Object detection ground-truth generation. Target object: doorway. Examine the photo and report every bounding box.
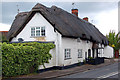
[88,49,91,57]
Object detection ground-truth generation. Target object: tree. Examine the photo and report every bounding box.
[106,31,120,51]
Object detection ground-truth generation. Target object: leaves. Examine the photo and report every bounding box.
[106,31,120,51]
[2,42,55,77]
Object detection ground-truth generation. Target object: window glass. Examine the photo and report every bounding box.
[31,27,45,37]
[31,27,35,36]
[78,49,82,58]
[36,27,40,36]
[41,26,45,36]
[65,49,71,60]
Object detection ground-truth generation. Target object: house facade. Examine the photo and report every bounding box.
[7,3,110,69]
[0,31,8,42]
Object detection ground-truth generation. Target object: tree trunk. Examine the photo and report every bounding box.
[115,50,119,58]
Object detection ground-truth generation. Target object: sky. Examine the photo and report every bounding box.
[0,0,119,36]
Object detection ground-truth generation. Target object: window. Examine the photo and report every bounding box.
[36,27,40,36]
[41,27,45,36]
[31,26,45,37]
[78,49,82,58]
[31,27,35,36]
[65,49,71,60]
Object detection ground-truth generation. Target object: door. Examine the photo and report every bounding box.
[88,49,91,57]
[96,49,98,58]
[92,49,94,58]
[85,52,87,59]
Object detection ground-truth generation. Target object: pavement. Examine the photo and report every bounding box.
[16,58,119,79]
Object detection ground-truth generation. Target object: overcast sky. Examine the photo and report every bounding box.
[0,0,119,36]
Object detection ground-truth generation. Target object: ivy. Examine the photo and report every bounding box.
[2,42,55,77]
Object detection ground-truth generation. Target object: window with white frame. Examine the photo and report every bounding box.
[31,27,35,36]
[36,27,40,36]
[31,26,45,37]
[41,26,45,36]
[64,49,71,60]
[78,49,82,58]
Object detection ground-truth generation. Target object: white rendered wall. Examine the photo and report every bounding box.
[104,46,114,58]
[60,37,93,66]
[11,12,56,42]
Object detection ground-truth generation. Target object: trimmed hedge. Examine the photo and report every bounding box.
[0,43,2,77]
[2,42,55,77]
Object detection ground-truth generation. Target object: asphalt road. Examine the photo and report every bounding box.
[60,62,119,79]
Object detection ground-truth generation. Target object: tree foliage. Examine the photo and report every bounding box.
[106,31,120,51]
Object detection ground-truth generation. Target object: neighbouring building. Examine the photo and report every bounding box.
[0,31,8,42]
[7,3,112,69]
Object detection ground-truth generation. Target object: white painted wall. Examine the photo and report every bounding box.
[60,37,93,66]
[11,12,56,42]
[104,46,114,58]
[39,31,62,69]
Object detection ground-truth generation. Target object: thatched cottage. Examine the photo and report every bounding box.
[7,3,113,69]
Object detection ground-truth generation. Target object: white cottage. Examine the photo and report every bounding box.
[7,3,109,69]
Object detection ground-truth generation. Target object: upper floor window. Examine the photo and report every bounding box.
[31,27,35,37]
[31,26,45,37]
[36,27,40,36]
[41,27,45,36]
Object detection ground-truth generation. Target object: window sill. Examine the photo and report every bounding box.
[64,58,71,60]
[30,36,46,38]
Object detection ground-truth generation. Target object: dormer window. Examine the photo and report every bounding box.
[31,26,45,37]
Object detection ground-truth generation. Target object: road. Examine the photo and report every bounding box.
[60,62,119,79]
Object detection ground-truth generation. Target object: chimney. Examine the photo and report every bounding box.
[72,9,78,16]
[83,17,88,21]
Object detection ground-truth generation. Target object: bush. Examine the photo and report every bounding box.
[0,43,2,77]
[2,42,55,77]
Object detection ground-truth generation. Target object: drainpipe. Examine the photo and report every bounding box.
[56,32,59,66]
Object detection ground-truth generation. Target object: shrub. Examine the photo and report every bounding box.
[0,43,2,77]
[88,56,93,59]
[2,42,55,77]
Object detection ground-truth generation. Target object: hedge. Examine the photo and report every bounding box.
[0,43,2,77]
[2,42,55,77]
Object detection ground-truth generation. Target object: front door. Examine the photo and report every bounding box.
[92,49,94,58]
[88,49,91,57]
[96,49,98,58]
[85,52,87,59]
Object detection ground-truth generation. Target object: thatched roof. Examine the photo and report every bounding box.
[7,3,108,44]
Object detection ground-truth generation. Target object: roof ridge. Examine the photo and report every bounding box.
[50,5,94,26]
[32,3,47,10]
[15,12,29,18]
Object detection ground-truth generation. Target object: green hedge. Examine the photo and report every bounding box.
[2,42,55,77]
[0,43,2,77]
